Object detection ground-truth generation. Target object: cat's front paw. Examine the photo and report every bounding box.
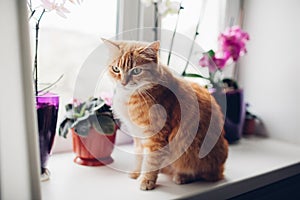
[140,179,156,191]
[129,171,140,179]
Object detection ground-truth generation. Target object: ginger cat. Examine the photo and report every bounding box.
[103,39,228,190]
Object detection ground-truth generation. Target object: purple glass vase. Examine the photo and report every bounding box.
[36,93,59,180]
[212,89,246,143]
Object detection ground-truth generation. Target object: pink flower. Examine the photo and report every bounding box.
[40,0,77,18]
[199,51,229,73]
[199,26,249,74]
[218,26,250,61]
[199,54,217,73]
[100,92,113,107]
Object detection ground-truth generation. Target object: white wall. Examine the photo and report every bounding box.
[239,0,300,144]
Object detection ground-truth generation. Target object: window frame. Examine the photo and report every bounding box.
[0,1,41,199]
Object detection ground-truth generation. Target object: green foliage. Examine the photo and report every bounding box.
[207,49,215,58]
[182,73,210,80]
[58,97,115,138]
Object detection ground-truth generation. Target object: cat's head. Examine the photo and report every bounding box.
[102,39,161,90]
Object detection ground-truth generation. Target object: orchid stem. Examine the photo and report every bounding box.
[167,2,183,66]
[38,74,64,94]
[29,10,36,20]
[182,0,207,75]
[34,9,45,96]
[153,2,158,41]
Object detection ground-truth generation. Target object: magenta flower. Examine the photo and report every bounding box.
[199,51,229,73]
[199,53,216,73]
[199,26,249,74]
[218,26,250,61]
[193,26,249,88]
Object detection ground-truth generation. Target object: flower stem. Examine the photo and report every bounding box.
[38,74,64,95]
[182,0,207,75]
[29,10,36,20]
[34,9,45,96]
[28,0,33,12]
[167,2,183,66]
[153,2,158,41]
[182,72,210,80]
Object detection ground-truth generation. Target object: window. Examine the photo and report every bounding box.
[161,0,224,50]
[159,0,226,83]
[33,0,226,152]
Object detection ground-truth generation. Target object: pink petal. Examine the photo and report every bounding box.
[56,9,67,18]
[199,54,218,73]
[100,92,113,106]
[40,0,55,10]
[59,5,71,13]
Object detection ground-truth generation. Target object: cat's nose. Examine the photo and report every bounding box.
[121,76,129,86]
[121,79,128,86]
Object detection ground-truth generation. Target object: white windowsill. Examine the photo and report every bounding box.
[41,137,300,199]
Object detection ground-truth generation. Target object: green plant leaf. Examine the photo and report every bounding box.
[74,103,87,118]
[207,49,215,58]
[71,116,91,137]
[92,115,115,135]
[183,73,210,80]
[59,96,114,138]
[58,118,74,138]
[93,100,105,112]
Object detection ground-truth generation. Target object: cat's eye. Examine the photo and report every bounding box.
[112,65,120,73]
[132,68,142,75]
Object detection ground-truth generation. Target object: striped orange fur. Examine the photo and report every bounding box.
[103,39,228,190]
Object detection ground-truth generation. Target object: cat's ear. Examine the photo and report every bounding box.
[101,38,120,56]
[146,41,160,52]
[141,41,160,63]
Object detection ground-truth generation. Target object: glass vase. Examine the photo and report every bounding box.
[36,93,59,181]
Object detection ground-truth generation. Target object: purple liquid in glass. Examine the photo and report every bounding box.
[36,93,59,174]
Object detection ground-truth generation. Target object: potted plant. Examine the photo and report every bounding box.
[182,26,250,143]
[59,97,117,166]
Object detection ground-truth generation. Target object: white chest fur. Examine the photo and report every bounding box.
[112,87,145,137]
[112,87,131,121]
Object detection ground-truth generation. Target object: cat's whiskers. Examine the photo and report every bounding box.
[142,89,156,104]
[137,89,150,108]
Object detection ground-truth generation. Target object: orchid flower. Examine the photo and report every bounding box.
[218,26,250,61]
[141,0,180,17]
[158,0,181,17]
[28,0,82,95]
[40,0,81,18]
[196,26,249,88]
[199,50,229,73]
[199,53,217,73]
[199,26,249,71]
